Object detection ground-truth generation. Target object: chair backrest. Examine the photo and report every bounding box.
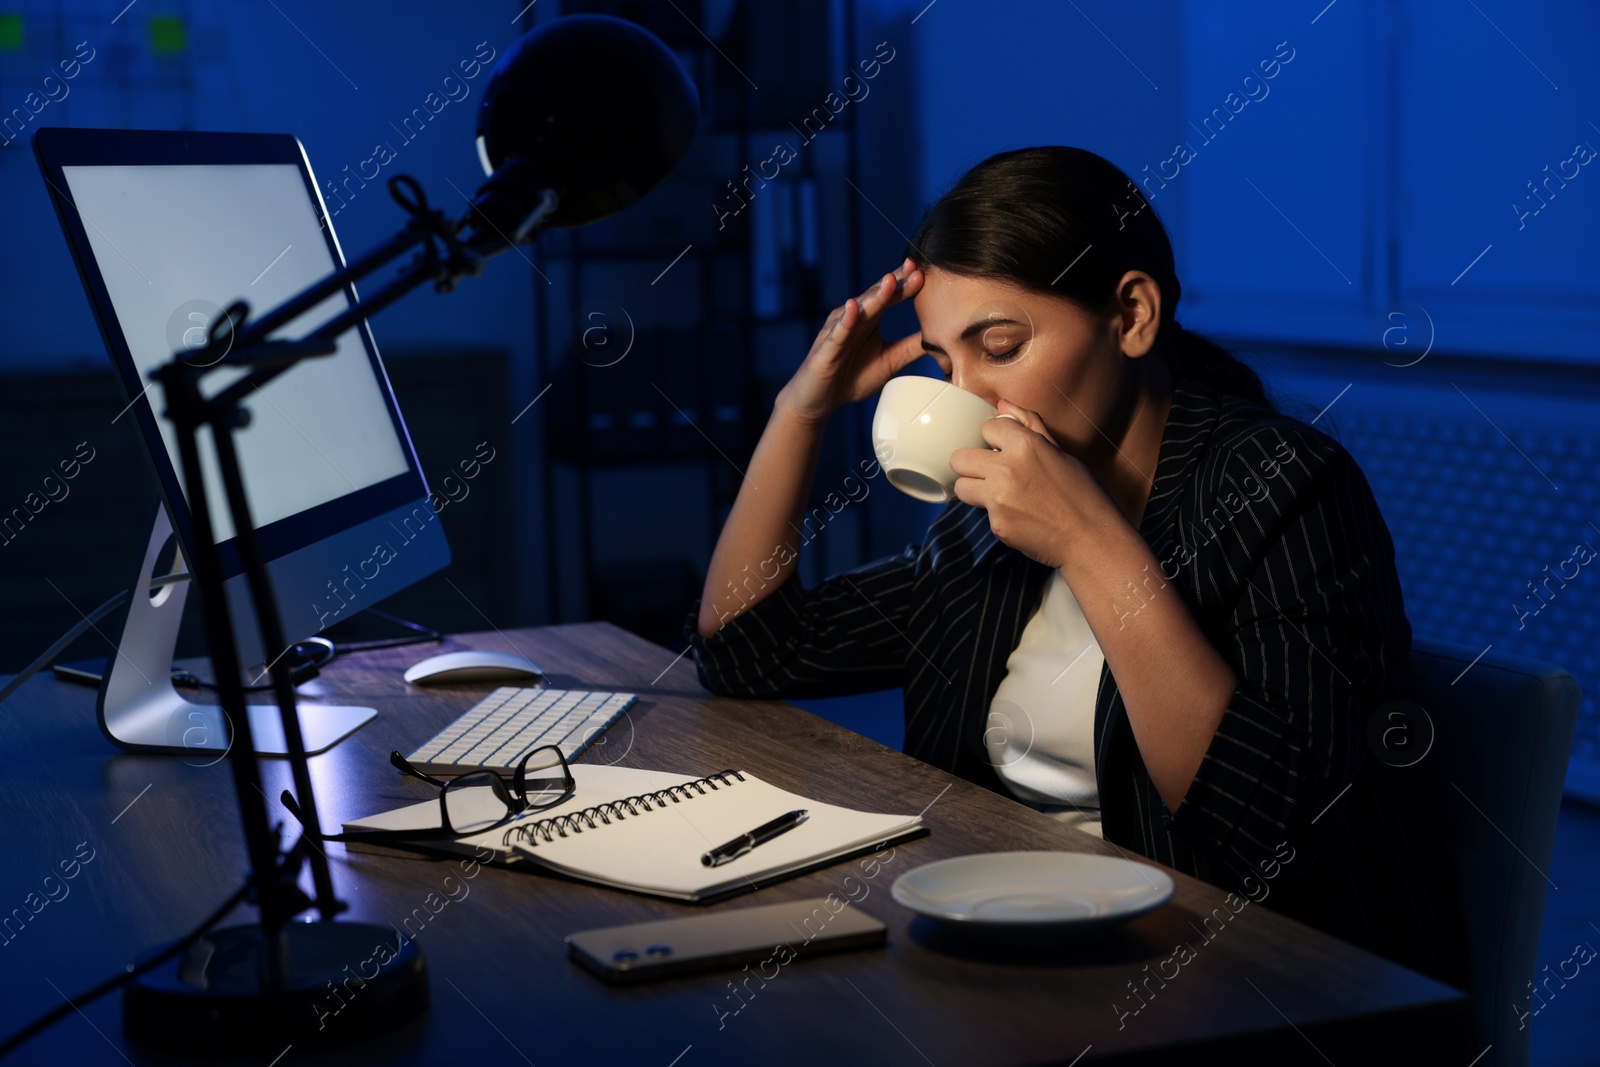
[1411,635,1580,1067]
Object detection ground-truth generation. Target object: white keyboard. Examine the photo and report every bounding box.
[405,687,637,776]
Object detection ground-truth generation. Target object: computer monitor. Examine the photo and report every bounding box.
[34,127,451,755]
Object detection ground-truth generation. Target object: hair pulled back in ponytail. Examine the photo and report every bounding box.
[906,146,1274,412]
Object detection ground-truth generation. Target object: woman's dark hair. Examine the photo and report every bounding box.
[906,146,1274,411]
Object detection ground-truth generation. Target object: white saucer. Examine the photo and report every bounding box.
[891,851,1174,936]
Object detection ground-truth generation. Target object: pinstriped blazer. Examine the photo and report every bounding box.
[688,374,1468,988]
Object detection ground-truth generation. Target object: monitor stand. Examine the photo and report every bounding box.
[96,510,375,757]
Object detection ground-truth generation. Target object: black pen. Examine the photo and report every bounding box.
[701,809,809,867]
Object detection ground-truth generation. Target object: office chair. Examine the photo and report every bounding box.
[1411,635,1580,1067]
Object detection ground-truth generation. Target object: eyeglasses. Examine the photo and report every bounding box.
[281,745,575,844]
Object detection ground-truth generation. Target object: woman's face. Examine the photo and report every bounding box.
[911,267,1136,459]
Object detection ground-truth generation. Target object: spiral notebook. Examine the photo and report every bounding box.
[343,764,926,902]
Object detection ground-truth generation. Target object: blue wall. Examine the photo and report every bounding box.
[907,0,1600,360]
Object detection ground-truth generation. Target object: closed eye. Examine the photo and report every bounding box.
[923,339,1024,381]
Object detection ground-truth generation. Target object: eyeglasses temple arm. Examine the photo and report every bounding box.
[391,749,449,787]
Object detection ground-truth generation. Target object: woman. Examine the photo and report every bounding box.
[687,146,1467,988]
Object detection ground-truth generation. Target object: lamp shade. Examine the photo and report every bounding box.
[472,14,700,239]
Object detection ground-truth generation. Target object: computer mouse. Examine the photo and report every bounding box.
[403,650,546,686]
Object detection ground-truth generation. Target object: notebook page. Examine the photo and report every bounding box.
[509,772,918,898]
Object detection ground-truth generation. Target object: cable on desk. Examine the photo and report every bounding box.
[0,587,130,708]
[0,592,442,703]
[0,879,250,1060]
[178,609,445,690]
[331,607,445,652]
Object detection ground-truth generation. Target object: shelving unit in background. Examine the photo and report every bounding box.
[527,0,863,647]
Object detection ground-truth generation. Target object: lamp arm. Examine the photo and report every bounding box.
[233,173,467,350]
[511,189,560,244]
[150,360,297,960]
[148,170,562,956]
[210,175,492,409]
[234,226,430,350]
[210,181,560,409]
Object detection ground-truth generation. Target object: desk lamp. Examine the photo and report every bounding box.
[116,14,697,1052]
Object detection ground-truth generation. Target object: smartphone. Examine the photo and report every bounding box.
[51,658,106,686]
[567,897,887,984]
[51,658,205,689]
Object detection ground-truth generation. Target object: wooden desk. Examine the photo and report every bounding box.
[0,623,1470,1065]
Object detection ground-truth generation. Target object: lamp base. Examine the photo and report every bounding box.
[123,921,427,1052]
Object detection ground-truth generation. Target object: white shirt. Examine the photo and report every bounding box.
[987,569,1105,836]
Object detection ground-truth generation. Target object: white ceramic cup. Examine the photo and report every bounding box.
[872,376,1015,503]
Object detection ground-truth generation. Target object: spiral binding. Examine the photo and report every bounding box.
[501,769,745,849]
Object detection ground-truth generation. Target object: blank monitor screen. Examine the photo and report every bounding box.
[36,128,449,658]
[60,162,411,542]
